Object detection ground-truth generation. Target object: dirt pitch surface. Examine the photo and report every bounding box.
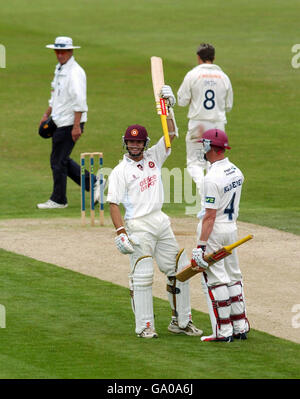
[0,217,299,344]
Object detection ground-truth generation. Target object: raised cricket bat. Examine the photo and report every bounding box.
[151,56,171,148]
[176,235,253,282]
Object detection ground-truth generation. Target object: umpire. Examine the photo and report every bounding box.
[37,36,89,209]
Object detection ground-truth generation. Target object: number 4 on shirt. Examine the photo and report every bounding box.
[224,192,236,220]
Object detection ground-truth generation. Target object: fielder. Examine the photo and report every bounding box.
[177,43,233,206]
[107,95,202,338]
[191,129,249,342]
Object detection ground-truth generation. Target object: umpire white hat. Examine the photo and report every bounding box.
[46,36,81,50]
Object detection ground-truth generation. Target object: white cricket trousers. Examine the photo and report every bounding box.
[196,221,242,286]
[126,210,180,276]
[197,221,248,337]
[125,210,191,334]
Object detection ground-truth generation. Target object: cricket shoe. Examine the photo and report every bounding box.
[233,332,248,340]
[37,200,68,209]
[201,334,234,342]
[233,320,250,340]
[137,327,158,339]
[94,170,106,205]
[168,320,203,336]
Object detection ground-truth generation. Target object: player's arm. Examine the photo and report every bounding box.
[191,208,216,270]
[159,85,178,149]
[225,78,233,112]
[199,208,217,243]
[165,115,177,147]
[72,111,83,142]
[109,202,135,255]
[177,73,192,106]
[109,203,126,235]
[107,169,127,236]
[166,108,178,136]
[160,85,178,140]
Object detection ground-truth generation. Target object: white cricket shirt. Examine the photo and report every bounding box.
[204,158,244,224]
[107,137,170,220]
[49,56,88,127]
[177,63,233,123]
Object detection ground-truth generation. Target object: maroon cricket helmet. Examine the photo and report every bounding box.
[199,128,231,150]
[122,124,150,149]
[123,124,149,141]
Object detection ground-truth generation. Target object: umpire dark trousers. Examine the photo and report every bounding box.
[50,123,90,205]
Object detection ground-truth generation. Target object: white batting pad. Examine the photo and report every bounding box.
[228,281,249,334]
[208,284,232,338]
[201,275,217,334]
[130,256,154,334]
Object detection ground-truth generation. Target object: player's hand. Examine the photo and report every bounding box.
[72,125,82,142]
[191,247,208,270]
[115,233,135,254]
[39,113,49,126]
[160,85,176,107]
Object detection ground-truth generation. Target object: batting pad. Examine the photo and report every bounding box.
[208,284,232,338]
[228,281,249,334]
[167,249,191,328]
[130,256,155,334]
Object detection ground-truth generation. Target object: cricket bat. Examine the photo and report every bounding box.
[176,234,253,282]
[150,56,171,148]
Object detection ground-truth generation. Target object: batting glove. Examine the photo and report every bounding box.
[160,85,176,107]
[115,233,135,254]
[191,247,209,270]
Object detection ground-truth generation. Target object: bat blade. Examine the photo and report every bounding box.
[176,235,253,282]
[151,56,171,148]
[151,56,165,102]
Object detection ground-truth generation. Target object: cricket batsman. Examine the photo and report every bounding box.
[107,87,202,338]
[191,129,250,342]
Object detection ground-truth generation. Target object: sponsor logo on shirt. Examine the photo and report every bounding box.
[140,175,157,192]
[205,196,215,204]
[201,74,222,79]
[224,166,237,176]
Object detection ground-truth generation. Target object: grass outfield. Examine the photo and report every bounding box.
[0,0,299,234]
[0,0,299,382]
[1,248,300,379]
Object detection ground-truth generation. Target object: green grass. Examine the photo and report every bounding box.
[1,248,300,379]
[0,0,299,234]
[0,0,300,381]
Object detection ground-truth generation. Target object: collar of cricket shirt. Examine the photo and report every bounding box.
[57,56,75,72]
[124,154,145,166]
[198,63,222,72]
